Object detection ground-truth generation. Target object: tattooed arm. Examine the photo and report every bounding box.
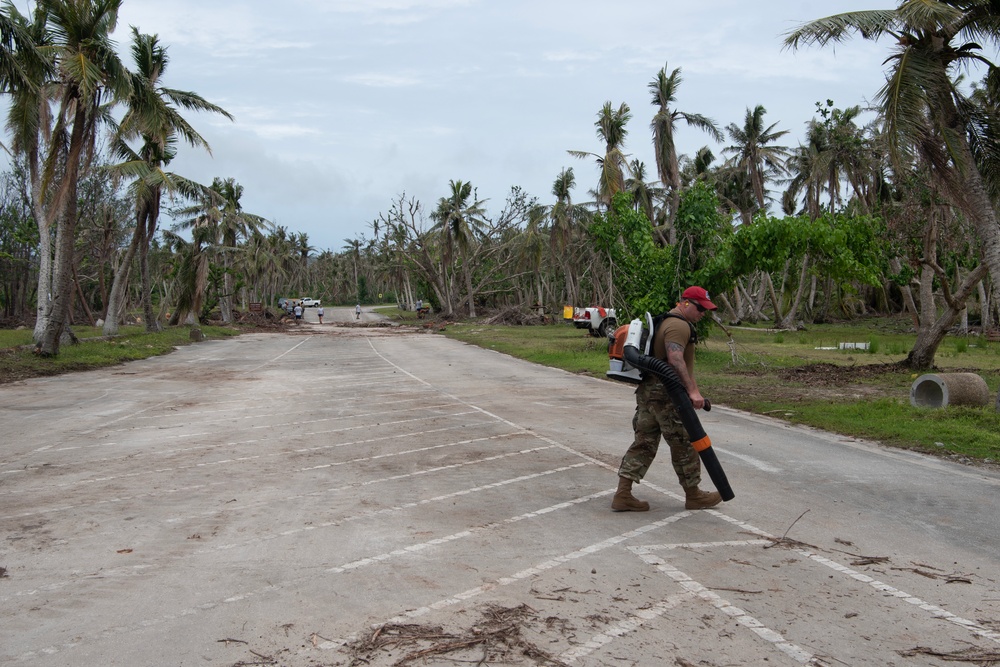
[666,341,705,409]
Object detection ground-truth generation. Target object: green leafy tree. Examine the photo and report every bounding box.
[715,212,887,328]
[784,0,1000,302]
[673,181,732,296]
[589,192,676,321]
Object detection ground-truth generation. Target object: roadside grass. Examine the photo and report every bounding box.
[444,322,609,374]
[440,318,1000,464]
[0,325,241,384]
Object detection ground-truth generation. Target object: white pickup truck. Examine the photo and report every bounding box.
[572,306,617,338]
[299,298,321,307]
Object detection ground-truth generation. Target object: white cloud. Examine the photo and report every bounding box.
[8,0,958,252]
[341,73,424,88]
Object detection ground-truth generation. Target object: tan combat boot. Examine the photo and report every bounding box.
[612,477,650,512]
[684,487,722,510]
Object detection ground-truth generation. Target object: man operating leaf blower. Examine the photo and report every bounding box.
[612,286,734,512]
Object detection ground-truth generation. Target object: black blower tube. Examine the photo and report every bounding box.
[623,346,735,501]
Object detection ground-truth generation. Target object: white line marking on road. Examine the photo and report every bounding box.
[1,447,569,602]
[704,512,1000,648]
[560,591,697,663]
[8,486,617,662]
[796,550,1000,646]
[384,512,689,624]
[712,447,782,472]
[629,539,774,553]
[636,552,818,664]
[0,419,506,494]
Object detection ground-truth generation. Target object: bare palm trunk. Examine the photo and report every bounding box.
[38,104,89,356]
[221,266,234,323]
[33,220,53,343]
[139,237,160,332]
[103,212,147,336]
[72,262,95,326]
[718,293,738,324]
[766,273,782,325]
[29,153,53,344]
[778,255,811,330]
[978,280,993,330]
[140,197,162,333]
[889,257,920,330]
[463,250,476,318]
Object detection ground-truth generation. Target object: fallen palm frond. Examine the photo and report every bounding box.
[345,604,571,667]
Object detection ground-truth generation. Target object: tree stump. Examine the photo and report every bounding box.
[910,373,990,408]
[189,328,205,342]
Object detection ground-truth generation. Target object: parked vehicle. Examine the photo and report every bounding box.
[300,298,321,307]
[572,306,617,338]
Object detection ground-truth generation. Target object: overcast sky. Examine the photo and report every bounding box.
[8,1,918,251]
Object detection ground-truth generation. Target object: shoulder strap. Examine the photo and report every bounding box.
[651,311,697,345]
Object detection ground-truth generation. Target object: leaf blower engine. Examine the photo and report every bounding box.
[607,315,735,502]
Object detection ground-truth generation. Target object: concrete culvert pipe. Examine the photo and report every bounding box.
[910,373,990,408]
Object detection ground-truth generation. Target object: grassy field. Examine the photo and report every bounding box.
[435,316,1000,464]
[0,324,242,384]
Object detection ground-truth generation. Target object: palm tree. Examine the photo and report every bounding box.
[784,122,828,219]
[104,28,232,334]
[649,63,723,240]
[624,159,659,226]
[569,101,633,210]
[431,179,486,316]
[550,167,581,306]
[162,223,213,327]
[36,0,131,356]
[342,237,362,301]
[784,0,1000,295]
[723,105,790,217]
[213,178,267,321]
[0,3,46,93]
[2,3,55,344]
[171,177,268,325]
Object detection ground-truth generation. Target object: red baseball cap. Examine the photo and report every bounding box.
[682,286,718,311]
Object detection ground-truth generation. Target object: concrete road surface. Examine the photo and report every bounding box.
[2,323,999,666]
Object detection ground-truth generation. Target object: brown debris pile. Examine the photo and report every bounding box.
[777,362,910,385]
[232,309,287,330]
[345,604,569,666]
[482,307,552,326]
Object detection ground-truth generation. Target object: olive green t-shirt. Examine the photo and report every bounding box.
[651,310,696,376]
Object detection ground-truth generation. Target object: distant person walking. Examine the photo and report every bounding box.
[293,304,303,322]
[317,306,324,324]
[355,304,361,320]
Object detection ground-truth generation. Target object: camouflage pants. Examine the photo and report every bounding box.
[617,377,701,489]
